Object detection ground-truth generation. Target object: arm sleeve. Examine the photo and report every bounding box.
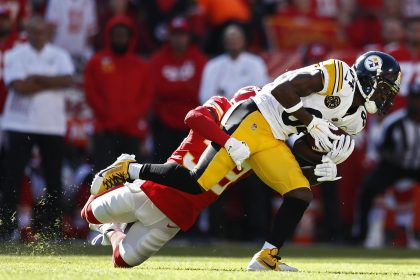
[185,106,230,146]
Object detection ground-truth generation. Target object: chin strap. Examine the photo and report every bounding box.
[364,100,378,114]
[352,66,379,114]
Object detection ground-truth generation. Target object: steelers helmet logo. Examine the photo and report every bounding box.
[364,55,383,71]
[324,96,341,109]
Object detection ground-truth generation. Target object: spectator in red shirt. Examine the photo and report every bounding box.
[84,15,152,171]
[149,16,207,163]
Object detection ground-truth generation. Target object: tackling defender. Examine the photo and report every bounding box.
[91,51,401,270]
[82,86,342,269]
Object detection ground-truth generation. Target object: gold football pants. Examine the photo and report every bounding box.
[194,99,310,195]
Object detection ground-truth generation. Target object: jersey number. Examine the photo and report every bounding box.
[344,70,356,91]
[361,109,367,127]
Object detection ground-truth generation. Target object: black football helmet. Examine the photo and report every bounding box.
[352,51,401,115]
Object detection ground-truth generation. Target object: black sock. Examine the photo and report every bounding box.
[139,162,204,194]
[267,196,310,248]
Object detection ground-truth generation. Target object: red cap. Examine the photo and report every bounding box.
[169,17,190,32]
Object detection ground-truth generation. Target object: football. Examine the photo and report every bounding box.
[304,127,348,154]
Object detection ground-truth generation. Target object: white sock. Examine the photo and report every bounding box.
[262,241,277,250]
[128,163,142,180]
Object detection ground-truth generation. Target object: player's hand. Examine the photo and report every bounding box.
[224,137,250,171]
[325,135,355,164]
[314,157,342,182]
[307,117,340,152]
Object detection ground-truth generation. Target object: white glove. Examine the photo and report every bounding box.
[314,157,342,182]
[325,135,355,164]
[307,117,341,152]
[224,137,250,171]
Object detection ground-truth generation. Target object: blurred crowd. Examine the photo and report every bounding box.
[0,0,419,247]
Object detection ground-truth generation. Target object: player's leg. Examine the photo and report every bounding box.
[83,181,148,225]
[136,162,203,194]
[246,141,310,272]
[194,100,269,191]
[94,99,263,196]
[90,154,136,195]
[103,189,181,268]
[84,179,180,267]
[112,218,179,267]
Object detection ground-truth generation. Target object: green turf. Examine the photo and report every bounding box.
[0,242,419,280]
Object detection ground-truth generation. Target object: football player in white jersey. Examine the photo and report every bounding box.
[93,51,401,271]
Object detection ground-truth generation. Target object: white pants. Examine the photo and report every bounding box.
[90,180,180,266]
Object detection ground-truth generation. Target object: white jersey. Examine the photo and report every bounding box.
[332,106,367,135]
[252,59,357,140]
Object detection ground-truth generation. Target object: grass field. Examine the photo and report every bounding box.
[1,242,419,280]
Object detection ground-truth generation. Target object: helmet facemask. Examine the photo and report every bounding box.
[354,68,400,115]
[374,77,399,115]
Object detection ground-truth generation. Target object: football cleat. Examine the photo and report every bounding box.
[247,248,298,272]
[89,223,126,246]
[90,154,136,195]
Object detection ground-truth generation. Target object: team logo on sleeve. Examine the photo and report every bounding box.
[324,96,341,109]
[364,55,383,71]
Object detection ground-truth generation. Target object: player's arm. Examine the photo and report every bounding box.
[271,70,340,151]
[292,132,355,166]
[185,103,250,170]
[184,106,230,146]
[271,70,324,125]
